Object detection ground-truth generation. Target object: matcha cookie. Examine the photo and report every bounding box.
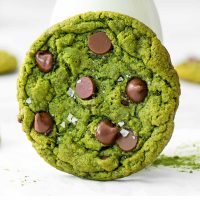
[17,11,180,180]
[176,58,200,83]
[0,50,17,74]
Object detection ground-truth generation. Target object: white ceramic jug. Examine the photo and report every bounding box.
[50,0,162,41]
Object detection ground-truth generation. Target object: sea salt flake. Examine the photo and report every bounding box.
[67,88,74,97]
[67,113,78,125]
[26,97,31,104]
[57,132,64,136]
[117,77,124,82]
[57,137,61,145]
[71,117,78,125]
[77,79,81,84]
[118,121,125,127]
[67,113,73,122]
[60,122,65,128]
[120,129,129,137]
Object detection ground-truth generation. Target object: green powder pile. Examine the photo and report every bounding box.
[0,50,17,74]
[175,58,200,84]
[153,143,200,172]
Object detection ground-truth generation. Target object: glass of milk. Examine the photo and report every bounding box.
[50,0,162,41]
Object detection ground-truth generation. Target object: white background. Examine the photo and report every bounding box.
[0,0,200,197]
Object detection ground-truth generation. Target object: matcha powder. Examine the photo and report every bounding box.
[153,143,200,172]
[0,50,17,74]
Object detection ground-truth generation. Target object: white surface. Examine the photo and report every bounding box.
[0,0,200,197]
[50,0,162,40]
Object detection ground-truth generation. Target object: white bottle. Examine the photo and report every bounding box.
[50,0,162,41]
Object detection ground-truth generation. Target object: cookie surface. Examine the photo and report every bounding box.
[0,50,17,74]
[17,11,180,180]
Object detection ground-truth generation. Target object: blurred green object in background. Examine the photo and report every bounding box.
[0,50,18,74]
[176,58,200,84]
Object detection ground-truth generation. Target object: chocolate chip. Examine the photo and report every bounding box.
[17,117,22,123]
[35,51,54,73]
[188,57,199,62]
[100,155,109,160]
[88,32,112,55]
[116,133,138,152]
[126,78,148,103]
[33,112,54,135]
[96,120,118,145]
[121,100,129,106]
[75,76,96,99]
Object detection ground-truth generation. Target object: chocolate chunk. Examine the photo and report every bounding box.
[75,76,96,99]
[35,51,54,73]
[121,100,129,106]
[17,117,22,123]
[126,78,148,103]
[188,57,199,62]
[100,155,109,160]
[116,133,138,152]
[96,120,118,145]
[88,32,112,55]
[33,112,54,135]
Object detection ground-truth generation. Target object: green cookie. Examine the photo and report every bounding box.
[17,12,180,180]
[0,50,17,74]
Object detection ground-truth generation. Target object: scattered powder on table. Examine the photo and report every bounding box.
[153,143,200,172]
[1,168,39,186]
